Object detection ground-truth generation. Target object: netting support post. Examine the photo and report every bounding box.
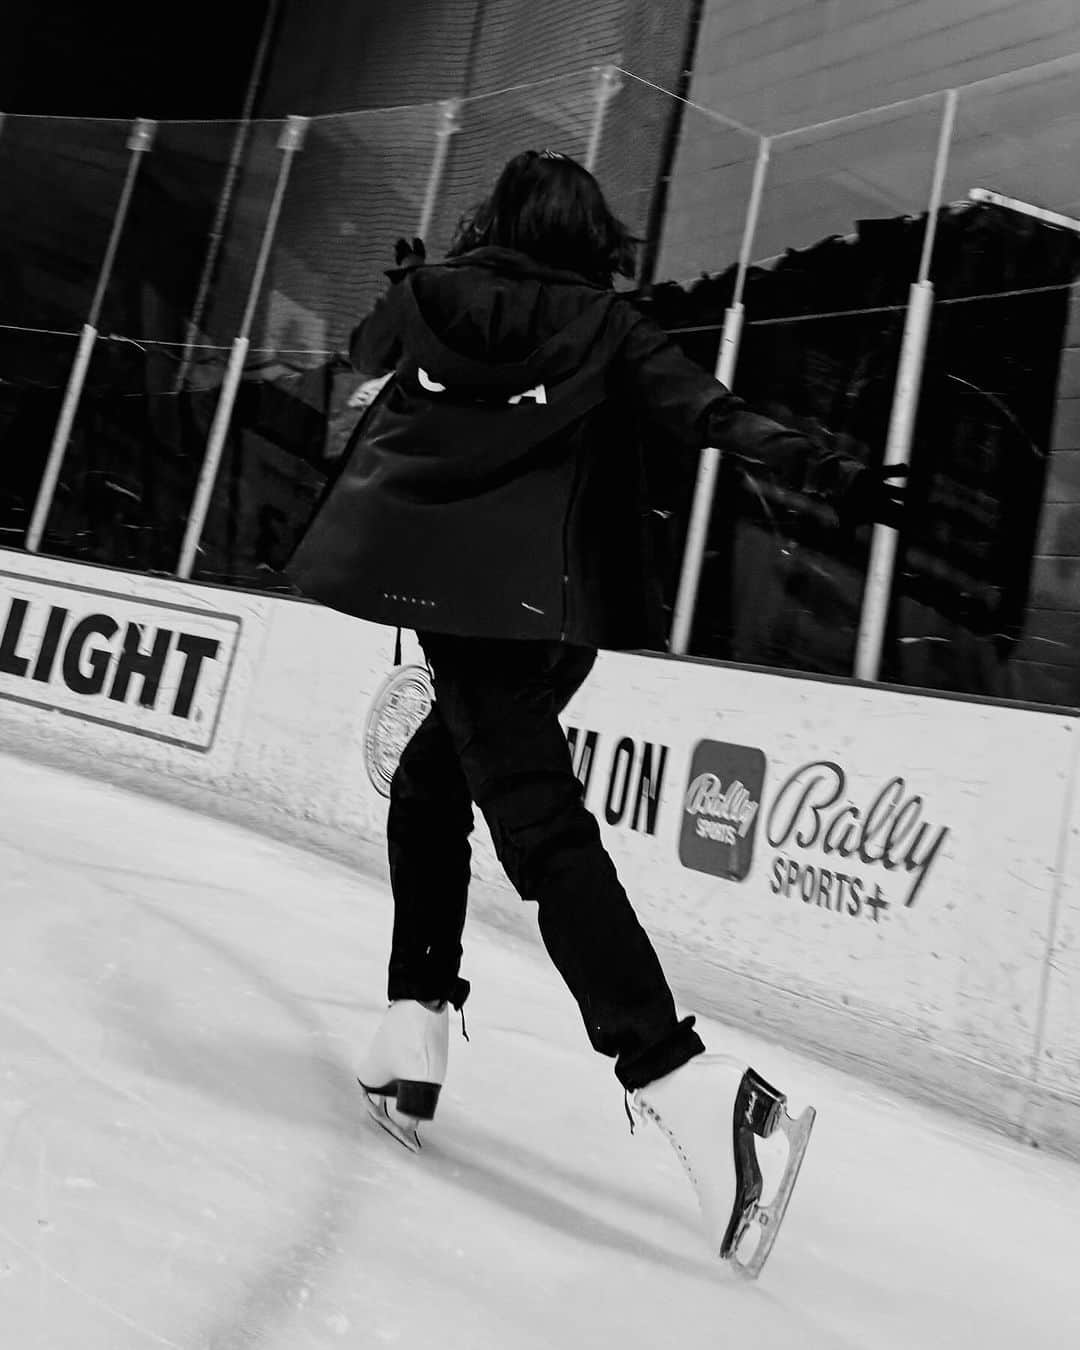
[669,135,771,656]
[174,0,282,393]
[585,64,621,173]
[853,89,957,682]
[176,114,308,580]
[417,99,461,242]
[25,117,156,554]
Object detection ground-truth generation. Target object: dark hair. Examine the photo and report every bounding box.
[447,150,637,286]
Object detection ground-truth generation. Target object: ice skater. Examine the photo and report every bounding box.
[285,150,905,1276]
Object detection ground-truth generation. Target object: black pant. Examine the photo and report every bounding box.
[386,634,703,1091]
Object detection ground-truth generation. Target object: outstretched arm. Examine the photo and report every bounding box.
[619,312,905,527]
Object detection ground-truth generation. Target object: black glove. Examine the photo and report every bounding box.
[839,463,909,529]
[385,236,427,283]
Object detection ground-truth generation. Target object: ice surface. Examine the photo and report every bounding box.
[1,749,1078,1349]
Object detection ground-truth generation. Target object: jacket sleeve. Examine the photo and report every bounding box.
[616,311,862,503]
[347,286,404,379]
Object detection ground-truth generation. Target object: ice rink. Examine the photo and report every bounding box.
[1,749,1078,1350]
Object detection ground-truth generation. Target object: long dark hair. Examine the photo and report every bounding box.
[447,150,637,287]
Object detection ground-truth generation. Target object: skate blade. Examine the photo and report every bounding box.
[360,1085,422,1153]
[728,1104,816,1281]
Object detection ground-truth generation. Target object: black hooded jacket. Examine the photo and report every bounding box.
[285,247,861,650]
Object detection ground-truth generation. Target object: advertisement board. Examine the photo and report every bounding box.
[555,653,1076,1090]
[1033,759,1080,1150]
[0,567,241,751]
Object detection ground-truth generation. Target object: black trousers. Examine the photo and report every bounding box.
[386,633,703,1091]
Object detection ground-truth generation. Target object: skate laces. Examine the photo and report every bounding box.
[634,1092,700,1188]
[420,997,468,1041]
[447,985,470,1042]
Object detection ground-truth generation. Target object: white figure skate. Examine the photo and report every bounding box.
[358,1000,448,1153]
[632,1054,816,1279]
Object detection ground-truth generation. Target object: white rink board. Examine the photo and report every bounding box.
[0,552,399,821]
[558,653,1075,1081]
[0,548,1077,1152]
[0,567,242,750]
[1036,755,1080,1151]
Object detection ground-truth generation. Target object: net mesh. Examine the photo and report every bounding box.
[258,105,446,356]
[0,116,133,331]
[753,101,946,276]
[100,119,287,360]
[427,70,599,257]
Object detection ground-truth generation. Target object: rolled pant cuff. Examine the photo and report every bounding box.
[387,974,472,1011]
[615,1017,705,1092]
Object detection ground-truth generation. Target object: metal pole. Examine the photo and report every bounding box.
[416,98,461,242]
[669,135,771,655]
[853,89,958,681]
[174,0,282,391]
[585,64,621,173]
[916,89,958,286]
[176,115,308,579]
[25,117,156,554]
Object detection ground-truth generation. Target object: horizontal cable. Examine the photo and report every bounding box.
[1,279,1075,354]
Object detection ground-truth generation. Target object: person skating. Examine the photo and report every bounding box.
[285,150,904,1276]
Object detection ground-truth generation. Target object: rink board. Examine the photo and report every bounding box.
[556,652,1077,1144]
[0,549,1077,1152]
[1034,766,1080,1153]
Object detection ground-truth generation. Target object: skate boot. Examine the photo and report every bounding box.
[632,1054,816,1279]
[358,999,449,1153]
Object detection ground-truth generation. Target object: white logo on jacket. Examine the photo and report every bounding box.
[417,367,547,405]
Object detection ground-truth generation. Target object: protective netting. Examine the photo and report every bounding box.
[38,337,225,573]
[751,100,948,275]
[427,70,599,257]
[662,259,1076,704]
[0,116,133,331]
[645,99,760,287]
[1,55,1079,703]
[259,104,446,357]
[907,61,1080,708]
[0,329,78,551]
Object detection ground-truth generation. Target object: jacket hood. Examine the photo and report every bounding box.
[401,248,613,388]
[441,246,603,288]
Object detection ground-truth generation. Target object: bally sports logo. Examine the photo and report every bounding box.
[678,740,766,881]
[676,741,950,922]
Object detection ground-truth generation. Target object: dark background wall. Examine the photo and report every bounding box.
[256,0,686,112]
[0,1,270,117]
